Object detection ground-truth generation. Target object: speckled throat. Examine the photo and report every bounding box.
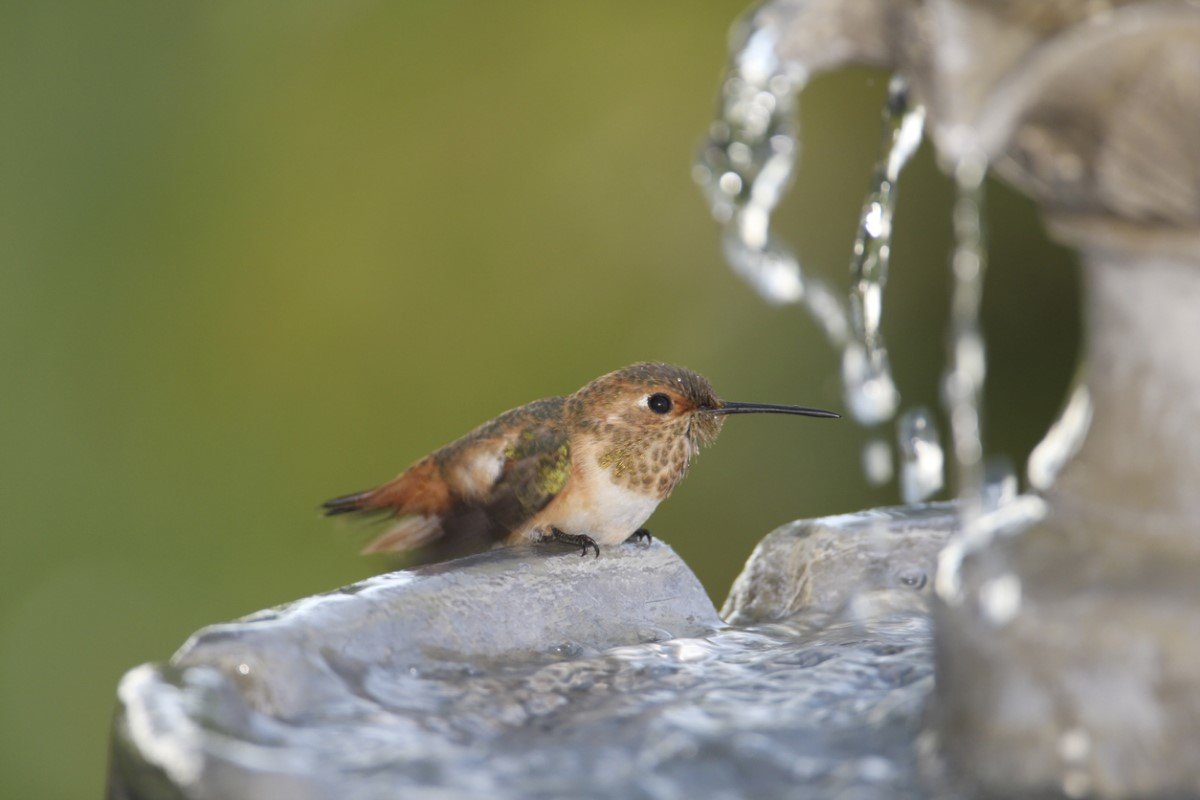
[596,420,697,500]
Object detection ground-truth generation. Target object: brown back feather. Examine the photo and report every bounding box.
[325,396,569,559]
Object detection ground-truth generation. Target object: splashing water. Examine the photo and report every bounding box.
[698,4,1097,529]
[897,408,944,503]
[844,78,926,426]
[693,23,857,351]
[696,21,934,491]
[695,25,925,354]
[694,22,818,310]
[942,154,990,530]
[697,15,1029,528]
[862,437,894,486]
[931,154,1054,604]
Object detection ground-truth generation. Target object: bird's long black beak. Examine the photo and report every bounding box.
[707,401,840,419]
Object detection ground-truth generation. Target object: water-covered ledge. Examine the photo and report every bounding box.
[108,506,953,800]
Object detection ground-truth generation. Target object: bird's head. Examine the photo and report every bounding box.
[571,362,839,456]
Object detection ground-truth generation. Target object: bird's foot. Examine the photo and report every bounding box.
[624,528,652,546]
[543,527,600,558]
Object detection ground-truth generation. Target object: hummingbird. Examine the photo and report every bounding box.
[323,363,838,559]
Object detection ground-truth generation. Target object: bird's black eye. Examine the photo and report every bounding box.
[648,393,673,414]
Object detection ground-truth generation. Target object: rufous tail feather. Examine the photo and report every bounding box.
[323,458,453,554]
[321,490,379,516]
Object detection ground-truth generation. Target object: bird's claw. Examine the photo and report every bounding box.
[624,528,653,546]
[546,527,600,558]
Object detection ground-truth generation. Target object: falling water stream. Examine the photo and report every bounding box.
[694,22,846,336]
[844,77,924,428]
[942,155,990,525]
[692,3,1066,526]
[696,31,956,506]
[693,9,1076,684]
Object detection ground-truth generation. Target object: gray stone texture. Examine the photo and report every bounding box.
[723,502,954,624]
[109,511,953,800]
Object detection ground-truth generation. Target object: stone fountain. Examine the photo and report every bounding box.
[694,0,1200,797]
[108,2,1200,798]
[108,514,953,800]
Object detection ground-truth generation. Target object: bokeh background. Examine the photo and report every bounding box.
[0,2,1080,797]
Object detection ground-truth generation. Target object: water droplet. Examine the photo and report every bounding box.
[1058,728,1091,763]
[863,202,885,238]
[978,573,1021,626]
[767,73,793,96]
[862,439,893,486]
[843,344,900,424]
[236,663,251,676]
[736,26,781,85]
[897,408,944,503]
[728,142,753,169]
[718,171,744,196]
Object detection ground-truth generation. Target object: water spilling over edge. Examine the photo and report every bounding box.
[695,12,940,495]
[695,8,1060,580]
[844,77,926,426]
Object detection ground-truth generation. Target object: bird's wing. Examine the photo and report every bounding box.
[328,397,570,555]
[475,409,572,534]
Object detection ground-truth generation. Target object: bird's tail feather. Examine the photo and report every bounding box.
[360,514,444,554]
[321,490,380,516]
[323,459,453,554]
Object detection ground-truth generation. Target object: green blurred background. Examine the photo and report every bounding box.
[0,2,1079,797]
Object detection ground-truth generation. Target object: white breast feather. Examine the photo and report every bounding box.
[514,437,661,546]
[553,439,660,545]
[574,472,660,544]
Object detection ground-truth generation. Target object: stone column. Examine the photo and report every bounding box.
[713,1,1200,795]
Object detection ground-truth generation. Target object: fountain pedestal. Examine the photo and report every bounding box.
[927,6,1200,789]
[935,239,1200,799]
[703,1,1200,795]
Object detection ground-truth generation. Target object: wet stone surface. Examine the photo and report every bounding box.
[110,508,956,800]
[724,502,954,625]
